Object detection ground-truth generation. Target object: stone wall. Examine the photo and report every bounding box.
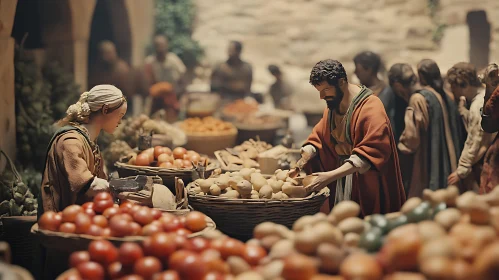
[192,0,499,110]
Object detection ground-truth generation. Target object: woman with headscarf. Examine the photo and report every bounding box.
[39,85,127,214]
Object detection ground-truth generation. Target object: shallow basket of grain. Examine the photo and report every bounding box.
[186,183,329,240]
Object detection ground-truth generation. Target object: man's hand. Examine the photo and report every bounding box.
[288,145,316,178]
[447,172,461,186]
[305,171,337,193]
[86,177,110,197]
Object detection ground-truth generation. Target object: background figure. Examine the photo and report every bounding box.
[211,41,253,101]
[149,82,179,123]
[144,34,186,96]
[267,64,293,110]
[446,62,496,192]
[389,63,459,198]
[480,64,499,193]
[88,41,134,113]
[417,59,466,150]
[353,51,405,142]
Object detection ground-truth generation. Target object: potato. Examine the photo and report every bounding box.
[199,178,215,193]
[434,208,462,230]
[276,170,288,181]
[294,228,322,255]
[221,190,240,199]
[259,185,273,199]
[340,253,382,280]
[400,197,422,214]
[251,173,268,192]
[251,194,260,199]
[456,191,478,211]
[344,233,360,247]
[338,217,365,235]
[235,272,264,280]
[240,168,254,181]
[215,174,230,190]
[417,221,446,242]
[418,237,458,263]
[254,222,288,240]
[293,213,327,232]
[423,189,448,206]
[269,239,296,260]
[317,243,345,274]
[419,257,454,280]
[260,260,284,280]
[210,184,221,196]
[229,176,244,189]
[313,222,343,247]
[270,180,284,193]
[191,186,202,194]
[330,201,361,223]
[282,183,307,198]
[272,191,288,200]
[446,185,460,207]
[228,256,251,276]
[237,180,253,198]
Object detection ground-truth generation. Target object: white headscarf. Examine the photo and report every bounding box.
[66,85,125,123]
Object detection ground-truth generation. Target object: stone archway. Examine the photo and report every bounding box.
[467,10,490,69]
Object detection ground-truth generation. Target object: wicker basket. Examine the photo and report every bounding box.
[114,161,219,189]
[184,131,238,157]
[31,214,216,253]
[233,121,285,145]
[186,184,330,240]
[1,216,37,271]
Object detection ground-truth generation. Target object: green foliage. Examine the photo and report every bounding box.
[427,0,445,43]
[154,0,204,68]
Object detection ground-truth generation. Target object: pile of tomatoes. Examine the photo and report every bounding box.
[38,192,208,237]
[133,146,205,169]
[60,232,268,280]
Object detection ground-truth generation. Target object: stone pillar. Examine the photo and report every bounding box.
[0,0,18,170]
[124,0,155,67]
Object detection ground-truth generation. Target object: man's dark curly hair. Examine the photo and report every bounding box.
[309,59,348,86]
[447,62,482,88]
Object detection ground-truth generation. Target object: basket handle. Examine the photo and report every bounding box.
[174,177,188,210]
[0,149,22,184]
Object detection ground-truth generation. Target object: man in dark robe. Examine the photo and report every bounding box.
[353,51,406,142]
[268,64,293,110]
[389,63,461,198]
[293,59,406,217]
[211,41,253,101]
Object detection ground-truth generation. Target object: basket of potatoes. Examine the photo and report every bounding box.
[186,168,329,240]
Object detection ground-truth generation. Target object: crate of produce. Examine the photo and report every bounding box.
[186,169,329,240]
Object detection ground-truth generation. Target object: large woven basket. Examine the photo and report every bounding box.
[114,161,219,189]
[0,216,37,271]
[184,131,238,157]
[233,121,285,145]
[186,184,329,240]
[31,214,216,253]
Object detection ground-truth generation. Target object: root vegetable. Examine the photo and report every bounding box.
[269,180,284,193]
[259,185,273,199]
[276,170,288,181]
[344,233,360,247]
[236,180,253,198]
[418,237,458,263]
[236,271,264,280]
[282,254,319,280]
[215,175,230,190]
[340,253,382,280]
[282,183,307,198]
[419,257,454,280]
[269,240,296,260]
[417,221,446,242]
[227,256,251,276]
[210,185,221,196]
[260,260,284,280]
[435,208,462,230]
[330,201,360,223]
[221,190,240,199]
[293,213,327,232]
[240,168,254,181]
[338,217,365,235]
[317,243,345,275]
[251,173,268,192]
[400,197,422,214]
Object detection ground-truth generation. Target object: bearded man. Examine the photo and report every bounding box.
[292,59,406,216]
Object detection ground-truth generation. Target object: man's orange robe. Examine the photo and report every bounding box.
[305,95,406,217]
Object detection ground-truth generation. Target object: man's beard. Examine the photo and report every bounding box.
[325,85,344,111]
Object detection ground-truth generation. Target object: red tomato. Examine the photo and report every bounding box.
[150,209,162,220]
[144,148,155,162]
[154,270,180,280]
[119,201,134,213]
[189,153,200,165]
[119,242,144,267]
[169,250,208,280]
[84,208,96,218]
[94,192,112,202]
[103,207,120,219]
[88,240,119,265]
[76,261,105,280]
[134,257,162,279]
[173,159,184,168]
[159,162,174,168]
[74,213,92,234]
[162,147,172,155]
[133,207,154,226]
[102,228,112,238]
[82,202,94,210]
[130,222,142,236]
[201,249,230,275]
[120,275,145,280]
[219,239,245,260]
[135,153,151,166]
[39,211,62,231]
[203,272,226,280]
[86,224,103,236]
[143,233,176,259]
[242,245,267,266]
[59,222,76,233]
[185,237,210,253]
[160,216,183,232]
[94,199,114,214]
[183,160,193,168]
[173,235,189,250]
[109,216,132,237]
[115,213,134,222]
[154,146,165,159]
[141,224,163,236]
[62,205,83,223]
[69,251,90,268]
[92,215,108,228]
[172,147,187,160]
[210,238,225,252]
[107,261,127,279]
[184,211,207,232]
[176,228,192,237]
